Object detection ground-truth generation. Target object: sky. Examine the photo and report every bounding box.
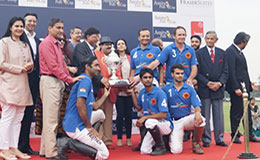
[215,0,260,83]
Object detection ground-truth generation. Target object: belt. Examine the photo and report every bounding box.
[41,74,57,78]
[174,113,190,121]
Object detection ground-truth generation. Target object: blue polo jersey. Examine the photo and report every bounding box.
[162,83,201,120]
[63,73,95,132]
[157,41,198,83]
[137,86,173,130]
[130,43,160,80]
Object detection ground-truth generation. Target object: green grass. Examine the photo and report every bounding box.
[223,102,260,133]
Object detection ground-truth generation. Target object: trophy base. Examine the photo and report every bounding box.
[238,152,258,159]
[109,79,129,88]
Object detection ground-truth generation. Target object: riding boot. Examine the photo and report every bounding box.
[69,139,97,160]
[132,126,147,151]
[57,137,70,160]
[192,127,204,154]
[148,125,166,156]
[93,121,102,132]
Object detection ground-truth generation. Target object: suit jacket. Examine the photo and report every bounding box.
[72,40,103,97]
[196,46,228,99]
[225,44,252,93]
[23,33,41,104]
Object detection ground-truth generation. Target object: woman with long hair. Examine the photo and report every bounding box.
[0,16,33,160]
[114,38,133,147]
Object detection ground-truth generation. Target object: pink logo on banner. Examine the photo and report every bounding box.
[191,21,204,37]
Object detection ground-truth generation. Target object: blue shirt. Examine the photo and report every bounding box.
[137,86,173,130]
[157,41,198,82]
[130,43,160,80]
[162,83,201,120]
[63,73,95,132]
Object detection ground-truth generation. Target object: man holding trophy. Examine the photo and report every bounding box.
[94,36,128,149]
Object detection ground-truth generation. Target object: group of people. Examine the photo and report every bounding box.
[0,13,259,160]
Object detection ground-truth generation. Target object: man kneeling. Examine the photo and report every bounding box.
[162,64,205,154]
[63,56,110,160]
[130,68,173,156]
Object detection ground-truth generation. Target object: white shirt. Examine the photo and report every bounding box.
[206,46,215,56]
[233,43,242,52]
[24,29,37,59]
[85,40,95,56]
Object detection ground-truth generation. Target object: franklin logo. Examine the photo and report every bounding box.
[180,0,213,6]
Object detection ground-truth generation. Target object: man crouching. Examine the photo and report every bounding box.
[62,56,110,160]
[162,64,205,154]
[130,67,173,156]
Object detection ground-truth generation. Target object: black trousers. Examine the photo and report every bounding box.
[115,96,133,139]
[18,105,35,152]
[230,92,253,138]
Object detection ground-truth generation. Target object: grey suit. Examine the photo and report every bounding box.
[196,46,228,144]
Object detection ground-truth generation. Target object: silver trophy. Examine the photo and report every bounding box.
[106,48,129,87]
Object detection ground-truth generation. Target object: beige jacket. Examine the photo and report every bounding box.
[0,37,33,106]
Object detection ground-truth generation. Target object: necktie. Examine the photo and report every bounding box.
[210,49,215,63]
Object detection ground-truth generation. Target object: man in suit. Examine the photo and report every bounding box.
[18,13,41,155]
[196,31,228,147]
[226,32,260,143]
[72,27,109,97]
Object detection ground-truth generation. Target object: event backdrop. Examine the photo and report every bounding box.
[0,0,215,134]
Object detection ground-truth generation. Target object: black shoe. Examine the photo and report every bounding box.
[132,145,141,151]
[46,155,67,160]
[203,143,210,147]
[150,145,166,156]
[27,148,39,155]
[250,137,260,142]
[40,155,45,158]
[216,141,227,146]
[233,137,241,144]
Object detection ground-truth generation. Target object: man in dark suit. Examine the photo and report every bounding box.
[18,13,41,155]
[72,27,109,97]
[196,31,228,147]
[226,32,260,143]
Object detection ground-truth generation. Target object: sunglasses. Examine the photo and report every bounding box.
[59,38,66,42]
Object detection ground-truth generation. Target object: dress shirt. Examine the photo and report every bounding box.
[24,29,37,59]
[39,34,73,84]
[86,40,95,56]
[206,46,215,56]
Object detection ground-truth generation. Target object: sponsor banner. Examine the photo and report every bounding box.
[0,0,18,5]
[153,27,175,42]
[127,0,152,12]
[152,12,179,27]
[75,0,101,10]
[177,0,215,16]
[48,0,74,8]
[18,0,47,7]
[102,0,127,11]
[153,0,176,13]
[191,21,204,37]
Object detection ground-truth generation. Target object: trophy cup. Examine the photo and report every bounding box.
[106,48,129,88]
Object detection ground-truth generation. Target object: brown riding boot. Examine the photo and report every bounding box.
[192,127,204,154]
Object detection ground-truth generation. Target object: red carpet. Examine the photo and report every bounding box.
[29,133,260,160]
